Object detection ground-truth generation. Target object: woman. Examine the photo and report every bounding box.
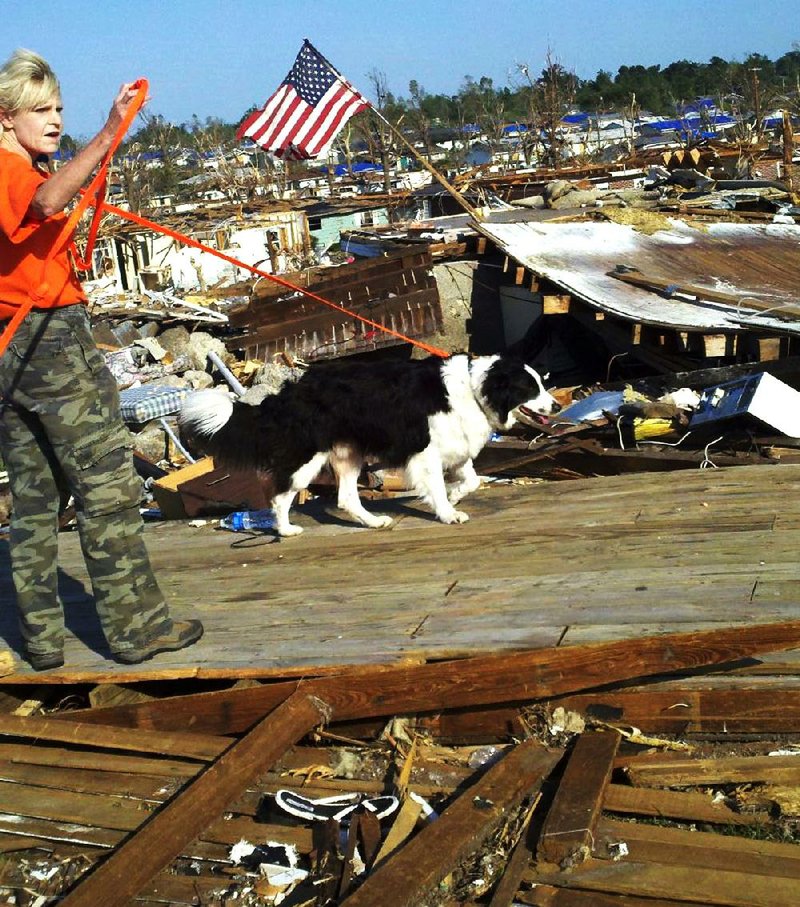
[0,49,203,670]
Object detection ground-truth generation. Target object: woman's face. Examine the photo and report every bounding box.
[0,94,62,161]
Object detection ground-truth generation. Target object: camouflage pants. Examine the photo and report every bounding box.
[0,305,172,658]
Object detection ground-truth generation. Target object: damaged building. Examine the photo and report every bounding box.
[1,104,800,907]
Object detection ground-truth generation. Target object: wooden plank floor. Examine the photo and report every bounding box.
[1,462,799,683]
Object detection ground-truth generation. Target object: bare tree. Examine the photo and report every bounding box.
[457,76,507,160]
[518,51,577,169]
[366,68,394,194]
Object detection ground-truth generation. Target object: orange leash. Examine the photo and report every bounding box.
[97,201,449,358]
[0,80,149,357]
[0,75,448,360]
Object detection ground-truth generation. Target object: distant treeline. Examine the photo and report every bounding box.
[377,48,800,129]
[573,49,799,114]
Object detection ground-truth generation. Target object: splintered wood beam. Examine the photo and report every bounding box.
[595,817,800,879]
[516,885,710,906]
[0,714,228,762]
[486,796,541,907]
[58,691,328,907]
[341,740,559,907]
[66,620,800,734]
[538,730,621,867]
[603,784,762,827]
[550,688,800,735]
[616,753,800,788]
[527,857,797,907]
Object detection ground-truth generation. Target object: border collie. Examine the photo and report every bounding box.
[179,353,558,537]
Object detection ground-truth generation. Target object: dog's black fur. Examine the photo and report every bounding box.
[180,353,558,536]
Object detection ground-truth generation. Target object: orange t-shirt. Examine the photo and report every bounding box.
[0,147,86,320]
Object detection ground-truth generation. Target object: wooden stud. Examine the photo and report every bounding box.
[758,337,782,361]
[517,885,706,906]
[703,334,730,357]
[542,294,571,315]
[515,266,526,285]
[596,816,800,879]
[0,714,227,762]
[603,784,761,827]
[528,856,797,907]
[538,730,621,867]
[546,688,800,735]
[617,753,800,788]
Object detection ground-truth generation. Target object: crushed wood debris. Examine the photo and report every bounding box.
[0,621,797,905]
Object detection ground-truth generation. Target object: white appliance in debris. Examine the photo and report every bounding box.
[689,372,800,438]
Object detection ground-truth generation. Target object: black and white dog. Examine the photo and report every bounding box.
[179,353,558,537]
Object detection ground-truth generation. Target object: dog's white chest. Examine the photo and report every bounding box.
[429,406,491,466]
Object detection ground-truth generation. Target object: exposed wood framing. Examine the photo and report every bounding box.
[341,740,558,907]
[227,249,443,361]
[542,294,571,314]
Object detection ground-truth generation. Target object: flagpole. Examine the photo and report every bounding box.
[370,107,484,222]
[307,39,483,222]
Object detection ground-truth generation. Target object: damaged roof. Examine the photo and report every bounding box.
[478,218,800,334]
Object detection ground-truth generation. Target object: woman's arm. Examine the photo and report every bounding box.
[29,82,142,219]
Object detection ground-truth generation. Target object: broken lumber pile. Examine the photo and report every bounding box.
[226,249,443,363]
[0,620,798,905]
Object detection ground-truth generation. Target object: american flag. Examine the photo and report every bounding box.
[237,40,370,160]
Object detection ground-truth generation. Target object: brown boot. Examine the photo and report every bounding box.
[26,651,65,671]
[114,620,204,665]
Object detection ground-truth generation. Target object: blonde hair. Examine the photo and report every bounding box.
[0,49,60,116]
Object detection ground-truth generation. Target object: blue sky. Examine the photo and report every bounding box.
[3,0,797,139]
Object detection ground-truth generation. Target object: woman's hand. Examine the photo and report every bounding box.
[105,82,148,135]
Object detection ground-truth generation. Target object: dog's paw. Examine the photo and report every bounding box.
[367,515,394,529]
[278,524,304,537]
[439,509,470,525]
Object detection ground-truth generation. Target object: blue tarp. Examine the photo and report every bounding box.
[557,391,626,423]
[679,97,715,114]
[324,161,383,177]
[646,113,735,132]
[763,114,800,128]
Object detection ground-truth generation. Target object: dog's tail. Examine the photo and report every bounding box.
[179,388,234,440]
[179,389,270,473]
